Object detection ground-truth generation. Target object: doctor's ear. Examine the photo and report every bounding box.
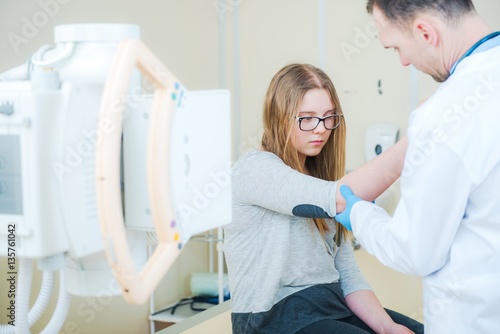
[412,18,439,47]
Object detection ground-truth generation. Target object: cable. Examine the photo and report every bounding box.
[150,295,230,317]
[30,42,75,69]
[28,270,54,326]
[0,268,55,334]
[40,270,70,334]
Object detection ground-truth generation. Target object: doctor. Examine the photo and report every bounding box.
[336,0,500,333]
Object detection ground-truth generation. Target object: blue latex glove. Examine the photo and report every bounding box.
[335,185,362,232]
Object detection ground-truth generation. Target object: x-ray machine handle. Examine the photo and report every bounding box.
[95,39,183,304]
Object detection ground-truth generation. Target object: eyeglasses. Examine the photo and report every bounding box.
[295,114,343,131]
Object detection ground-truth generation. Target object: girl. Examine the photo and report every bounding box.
[223,63,423,334]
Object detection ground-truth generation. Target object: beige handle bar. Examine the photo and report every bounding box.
[96,39,182,304]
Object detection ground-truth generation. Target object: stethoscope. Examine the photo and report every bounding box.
[449,31,500,75]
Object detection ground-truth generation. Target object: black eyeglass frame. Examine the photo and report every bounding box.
[295,114,343,131]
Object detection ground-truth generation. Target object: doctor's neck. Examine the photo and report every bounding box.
[443,12,493,73]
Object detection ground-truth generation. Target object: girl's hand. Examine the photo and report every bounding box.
[383,323,414,334]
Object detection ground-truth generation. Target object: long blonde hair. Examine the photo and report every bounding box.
[261,63,349,243]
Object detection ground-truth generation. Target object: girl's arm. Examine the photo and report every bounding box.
[345,290,414,334]
[336,136,408,213]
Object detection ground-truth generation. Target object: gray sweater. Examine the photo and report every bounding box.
[224,149,371,314]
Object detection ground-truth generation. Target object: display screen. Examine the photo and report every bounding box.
[0,135,23,215]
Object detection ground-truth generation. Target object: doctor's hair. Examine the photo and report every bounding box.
[366,0,476,26]
[261,63,349,243]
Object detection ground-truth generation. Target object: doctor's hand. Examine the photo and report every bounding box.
[334,185,362,232]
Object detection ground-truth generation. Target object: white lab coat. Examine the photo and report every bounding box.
[351,45,500,333]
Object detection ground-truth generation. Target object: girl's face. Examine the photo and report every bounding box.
[292,88,334,165]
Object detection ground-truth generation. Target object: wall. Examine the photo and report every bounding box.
[1,0,500,333]
[230,0,411,168]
